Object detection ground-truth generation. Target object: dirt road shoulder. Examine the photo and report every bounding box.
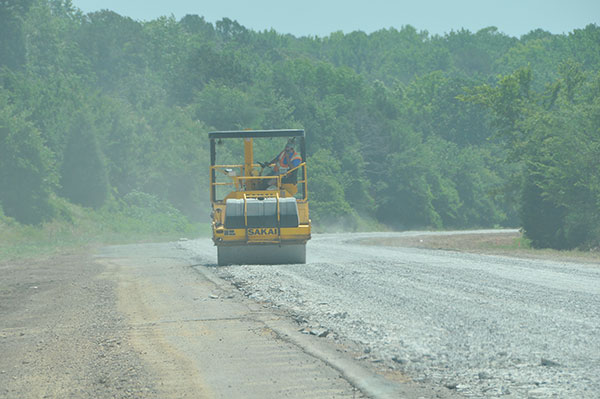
[360,230,600,264]
[0,252,158,398]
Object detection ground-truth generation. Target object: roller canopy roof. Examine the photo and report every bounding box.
[208,129,305,139]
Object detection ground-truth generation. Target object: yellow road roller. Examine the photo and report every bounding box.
[209,129,311,265]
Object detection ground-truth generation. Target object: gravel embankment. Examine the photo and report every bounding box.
[184,232,600,398]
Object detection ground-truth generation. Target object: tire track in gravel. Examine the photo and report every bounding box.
[184,232,600,398]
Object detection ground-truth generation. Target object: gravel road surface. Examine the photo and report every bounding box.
[184,231,600,398]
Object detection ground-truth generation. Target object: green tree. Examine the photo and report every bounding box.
[192,83,259,130]
[376,129,442,228]
[0,0,34,70]
[0,70,89,165]
[135,105,210,219]
[463,65,600,248]
[24,0,88,76]
[74,9,145,90]
[59,112,108,208]
[171,42,251,104]
[528,73,600,248]
[444,27,517,77]
[308,149,355,229]
[0,91,55,224]
[402,71,490,145]
[451,146,508,227]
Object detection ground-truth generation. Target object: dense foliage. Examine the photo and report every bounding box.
[0,0,598,248]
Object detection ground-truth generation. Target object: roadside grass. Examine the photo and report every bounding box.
[362,231,600,264]
[0,199,211,261]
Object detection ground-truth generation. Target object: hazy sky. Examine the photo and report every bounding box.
[71,0,599,38]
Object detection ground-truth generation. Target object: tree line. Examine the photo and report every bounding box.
[1,0,598,249]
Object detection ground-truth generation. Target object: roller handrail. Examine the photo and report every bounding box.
[210,162,308,201]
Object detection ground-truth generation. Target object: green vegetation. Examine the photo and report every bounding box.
[0,195,209,260]
[462,63,600,249]
[0,1,599,251]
